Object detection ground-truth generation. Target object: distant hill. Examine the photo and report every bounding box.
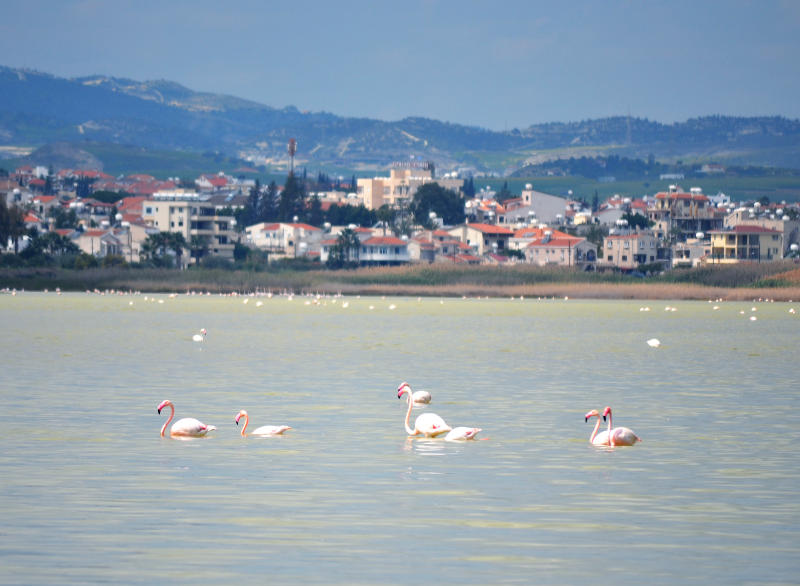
[1,65,799,173]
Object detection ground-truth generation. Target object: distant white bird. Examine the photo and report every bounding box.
[397,381,431,405]
[646,338,661,348]
[192,328,207,342]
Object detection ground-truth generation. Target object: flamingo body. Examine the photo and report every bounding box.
[192,328,207,342]
[235,410,291,437]
[157,400,215,438]
[603,406,641,446]
[398,387,450,437]
[397,381,431,405]
[445,427,482,441]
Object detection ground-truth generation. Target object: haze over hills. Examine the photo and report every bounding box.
[1,65,799,174]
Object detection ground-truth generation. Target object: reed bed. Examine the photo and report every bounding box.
[2,262,800,300]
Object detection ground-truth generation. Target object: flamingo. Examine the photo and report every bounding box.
[445,426,482,441]
[157,399,216,438]
[398,385,451,438]
[585,409,611,446]
[235,410,291,436]
[397,381,431,405]
[602,406,641,446]
[192,328,207,342]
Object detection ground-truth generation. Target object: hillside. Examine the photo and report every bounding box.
[1,65,799,173]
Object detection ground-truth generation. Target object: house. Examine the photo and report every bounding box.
[672,235,711,268]
[524,232,597,269]
[599,231,662,271]
[358,236,410,265]
[245,222,323,258]
[447,223,514,255]
[519,184,571,224]
[75,229,124,258]
[708,225,784,263]
[32,195,60,217]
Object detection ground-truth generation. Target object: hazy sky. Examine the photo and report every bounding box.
[2,0,798,130]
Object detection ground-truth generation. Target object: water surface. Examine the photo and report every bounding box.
[0,292,798,584]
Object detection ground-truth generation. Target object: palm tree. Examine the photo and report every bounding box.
[189,235,209,266]
[337,228,361,265]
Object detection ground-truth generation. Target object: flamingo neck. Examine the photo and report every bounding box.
[402,390,416,435]
[606,411,614,446]
[160,403,174,437]
[239,413,249,436]
[588,416,601,443]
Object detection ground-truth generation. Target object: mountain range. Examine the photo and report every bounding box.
[1,65,799,174]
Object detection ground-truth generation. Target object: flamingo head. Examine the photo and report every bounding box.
[235,410,247,425]
[201,328,207,335]
[602,406,612,421]
[157,399,172,414]
[397,384,411,399]
[584,409,600,422]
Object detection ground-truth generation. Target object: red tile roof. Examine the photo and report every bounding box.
[362,236,407,246]
[463,223,514,235]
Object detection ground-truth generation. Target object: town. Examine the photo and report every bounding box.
[2,159,799,272]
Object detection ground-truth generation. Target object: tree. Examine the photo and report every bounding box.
[165,232,188,269]
[376,205,396,235]
[496,181,513,203]
[189,235,209,265]
[1,203,27,253]
[260,181,279,222]
[278,173,306,222]
[308,194,323,227]
[141,231,185,267]
[622,212,652,230]
[326,227,361,269]
[410,183,465,226]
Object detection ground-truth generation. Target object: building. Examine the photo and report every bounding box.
[600,231,661,271]
[142,190,239,264]
[358,236,410,265]
[447,223,514,256]
[245,222,323,258]
[356,163,464,210]
[524,232,597,269]
[649,186,722,240]
[708,225,784,263]
[519,184,571,224]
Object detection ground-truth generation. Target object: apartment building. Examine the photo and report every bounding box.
[356,163,464,210]
[142,190,239,263]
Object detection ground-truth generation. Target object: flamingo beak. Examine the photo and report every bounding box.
[584,416,589,422]
[157,408,162,414]
[602,415,607,421]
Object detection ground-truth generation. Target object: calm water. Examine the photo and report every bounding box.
[0,292,798,585]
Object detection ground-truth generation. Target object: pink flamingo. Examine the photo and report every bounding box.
[585,409,611,446]
[235,410,291,436]
[157,399,216,438]
[398,385,451,437]
[445,426,482,441]
[603,406,641,446]
[397,381,431,405]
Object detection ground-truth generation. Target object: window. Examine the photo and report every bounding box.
[395,247,400,254]
[607,241,613,248]
[607,255,613,261]
[622,255,628,261]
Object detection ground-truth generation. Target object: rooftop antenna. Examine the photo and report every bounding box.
[288,138,297,175]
